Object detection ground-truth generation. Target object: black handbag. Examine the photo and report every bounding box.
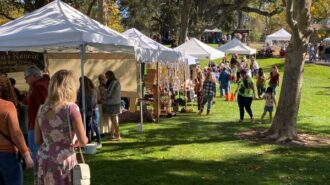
[0,131,26,170]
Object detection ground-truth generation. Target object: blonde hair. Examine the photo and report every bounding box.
[205,72,215,83]
[46,70,77,104]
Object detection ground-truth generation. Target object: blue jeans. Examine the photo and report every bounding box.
[269,83,277,95]
[0,152,23,185]
[220,83,229,97]
[28,130,39,161]
[92,108,101,143]
[201,94,214,111]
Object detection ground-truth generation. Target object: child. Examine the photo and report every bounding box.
[256,68,266,97]
[260,87,276,123]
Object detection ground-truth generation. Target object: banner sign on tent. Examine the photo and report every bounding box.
[0,52,44,73]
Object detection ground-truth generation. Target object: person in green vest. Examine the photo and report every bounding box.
[234,69,257,123]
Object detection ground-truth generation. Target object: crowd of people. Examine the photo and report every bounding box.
[0,67,122,184]
[0,53,282,184]
[192,54,279,124]
[308,41,330,62]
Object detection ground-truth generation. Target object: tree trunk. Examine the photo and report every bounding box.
[178,0,193,45]
[266,0,312,142]
[266,42,305,142]
[98,0,108,25]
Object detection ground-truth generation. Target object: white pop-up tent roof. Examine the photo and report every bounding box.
[174,38,225,60]
[217,38,256,55]
[123,28,182,63]
[185,55,199,65]
[0,0,135,53]
[323,37,330,43]
[0,0,150,127]
[204,28,222,33]
[265,28,291,42]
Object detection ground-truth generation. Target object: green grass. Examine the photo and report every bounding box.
[24,58,330,185]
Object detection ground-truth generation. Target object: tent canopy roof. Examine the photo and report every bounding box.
[323,37,330,43]
[174,38,224,60]
[204,28,222,33]
[217,38,256,55]
[265,28,291,41]
[123,28,182,63]
[0,0,134,53]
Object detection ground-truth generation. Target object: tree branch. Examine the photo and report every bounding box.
[0,12,15,20]
[240,6,283,17]
[283,0,296,29]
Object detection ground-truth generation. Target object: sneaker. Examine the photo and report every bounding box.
[96,143,102,149]
[250,118,255,124]
[238,119,243,123]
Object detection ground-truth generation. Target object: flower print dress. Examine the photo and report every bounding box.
[35,103,81,185]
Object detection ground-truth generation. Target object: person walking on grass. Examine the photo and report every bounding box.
[256,68,266,97]
[194,69,204,111]
[198,72,216,116]
[268,65,280,95]
[260,87,276,124]
[234,69,257,123]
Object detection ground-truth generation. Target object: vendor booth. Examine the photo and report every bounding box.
[123,28,184,121]
[0,0,179,133]
[217,38,256,55]
[265,28,291,45]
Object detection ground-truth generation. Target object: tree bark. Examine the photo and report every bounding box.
[97,0,110,25]
[266,0,312,142]
[178,0,193,45]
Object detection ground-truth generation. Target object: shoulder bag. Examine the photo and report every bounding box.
[67,104,91,185]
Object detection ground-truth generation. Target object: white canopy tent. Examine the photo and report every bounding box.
[323,37,330,43]
[204,28,222,33]
[265,28,291,46]
[174,38,225,60]
[123,28,182,63]
[217,38,256,55]
[123,28,184,124]
[0,0,135,52]
[185,55,199,65]
[0,0,149,130]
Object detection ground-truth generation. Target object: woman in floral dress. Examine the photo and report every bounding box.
[34,70,88,185]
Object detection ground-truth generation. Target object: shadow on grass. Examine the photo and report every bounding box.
[87,147,330,185]
[99,116,254,155]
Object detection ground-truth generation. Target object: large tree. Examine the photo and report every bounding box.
[266,0,313,142]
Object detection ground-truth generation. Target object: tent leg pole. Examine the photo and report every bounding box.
[157,62,160,124]
[138,62,143,132]
[79,44,87,130]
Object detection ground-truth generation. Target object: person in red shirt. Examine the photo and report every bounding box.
[23,66,49,160]
[268,65,280,95]
[0,76,33,185]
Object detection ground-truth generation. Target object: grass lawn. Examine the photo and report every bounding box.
[24,58,330,185]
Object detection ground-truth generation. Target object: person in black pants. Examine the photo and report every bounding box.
[234,69,257,123]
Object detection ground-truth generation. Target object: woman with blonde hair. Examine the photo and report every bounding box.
[34,70,88,184]
[0,76,33,185]
[198,71,216,115]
